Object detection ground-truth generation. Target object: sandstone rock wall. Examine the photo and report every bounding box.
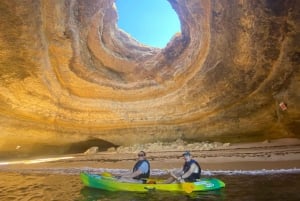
[0,0,299,158]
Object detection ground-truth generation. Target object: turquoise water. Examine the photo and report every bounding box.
[0,169,299,201]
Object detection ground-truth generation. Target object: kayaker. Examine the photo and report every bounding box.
[120,151,150,183]
[165,151,201,183]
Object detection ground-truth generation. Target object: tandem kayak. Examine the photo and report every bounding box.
[80,172,225,193]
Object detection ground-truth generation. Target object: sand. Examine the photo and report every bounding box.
[0,138,299,172]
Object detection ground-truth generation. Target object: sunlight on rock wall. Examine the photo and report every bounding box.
[0,0,299,158]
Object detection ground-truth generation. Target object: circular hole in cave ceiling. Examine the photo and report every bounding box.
[115,0,181,48]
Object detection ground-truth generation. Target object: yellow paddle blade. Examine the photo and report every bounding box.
[182,182,194,193]
[101,172,113,177]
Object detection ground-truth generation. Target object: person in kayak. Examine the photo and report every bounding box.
[165,151,201,183]
[120,151,150,183]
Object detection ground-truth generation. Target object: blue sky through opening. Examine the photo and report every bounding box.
[115,0,181,48]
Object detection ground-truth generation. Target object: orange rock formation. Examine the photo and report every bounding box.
[0,0,299,158]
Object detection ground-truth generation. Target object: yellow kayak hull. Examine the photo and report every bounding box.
[80,172,225,193]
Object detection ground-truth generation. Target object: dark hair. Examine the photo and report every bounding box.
[139,151,146,156]
[182,151,190,156]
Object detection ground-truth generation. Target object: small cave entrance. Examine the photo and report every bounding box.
[67,138,118,154]
[0,138,118,160]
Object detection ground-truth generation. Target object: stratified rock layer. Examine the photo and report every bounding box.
[0,0,299,158]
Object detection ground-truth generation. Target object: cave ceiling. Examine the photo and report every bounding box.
[0,0,299,157]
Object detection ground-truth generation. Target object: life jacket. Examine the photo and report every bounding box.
[132,159,150,180]
[183,159,201,182]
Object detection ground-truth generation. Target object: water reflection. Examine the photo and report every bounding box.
[0,156,74,165]
[1,170,299,201]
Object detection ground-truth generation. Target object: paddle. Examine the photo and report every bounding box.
[101,172,113,177]
[170,171,195,193]
[101,172,123,181]
[182,182,195,193]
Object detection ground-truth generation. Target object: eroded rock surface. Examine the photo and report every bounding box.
[0,0,299,158]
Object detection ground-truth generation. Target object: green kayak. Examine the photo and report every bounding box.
[80,172,225,193]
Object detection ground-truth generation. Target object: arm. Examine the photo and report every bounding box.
[122,161,148,178]
[122,169,143,178]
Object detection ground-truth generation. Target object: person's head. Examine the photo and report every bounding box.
[137,151,146,160]
[182,151,191,161]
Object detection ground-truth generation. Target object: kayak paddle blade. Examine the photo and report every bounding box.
[101,172,113,177]
[182,182,194,193]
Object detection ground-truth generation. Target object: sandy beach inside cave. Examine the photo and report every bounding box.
[0,138,299,174]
